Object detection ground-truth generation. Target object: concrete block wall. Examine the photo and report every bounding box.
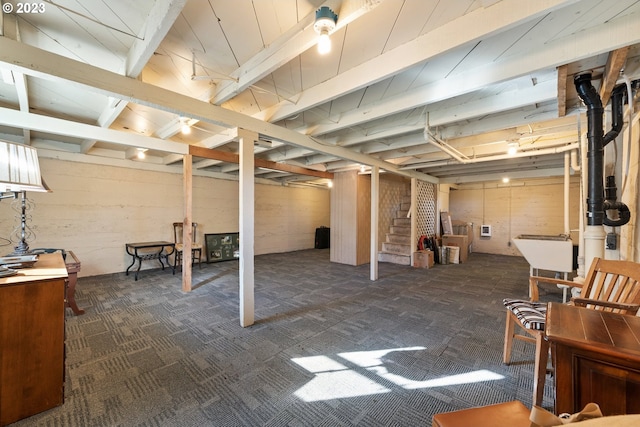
[449,177,581,256]
[0,158,330,277]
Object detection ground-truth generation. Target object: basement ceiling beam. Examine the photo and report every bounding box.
[294,6,640,137]
[189,146,334,179]
[599,47,630,107]
[83,0,187,153]
[557,64,568,117]
[0,107,188,154]
[211,0,383,104]
[253,0,579,124]
[0,37,435,183]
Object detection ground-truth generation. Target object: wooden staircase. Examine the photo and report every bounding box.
[378,195,412,265]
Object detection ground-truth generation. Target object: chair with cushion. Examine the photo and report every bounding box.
[172,222,203,271]
[503,257,640,406]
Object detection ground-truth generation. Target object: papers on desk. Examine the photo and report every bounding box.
[0,266,18,278]
[0,254,39,269]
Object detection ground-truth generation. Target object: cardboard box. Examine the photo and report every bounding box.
[442,234,469,263]
[413,250,434,268]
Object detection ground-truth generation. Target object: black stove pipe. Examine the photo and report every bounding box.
[574,73,604,226]
[574,73,630,227]
[603,84,626,146]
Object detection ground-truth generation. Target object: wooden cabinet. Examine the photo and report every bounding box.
[0,253,67,426]
[546,302,640,416]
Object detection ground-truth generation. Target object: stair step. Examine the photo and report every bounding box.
[378,251,411,265]
[386,233,411,244]
[394,217,411,226]
[391,225,410,235]
[382,242,411,255]
[401,195,411,204]
[397,209,409,218]
[400,202,411,211]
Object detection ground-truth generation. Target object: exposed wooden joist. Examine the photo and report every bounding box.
[188,146,334,179]
[557,64,568,117]
[599,47,630,107]
[254,0,579,124]
[0,37,432,182]
[83,0,188,153]
[211,0,383,104]
[0,107,188,154]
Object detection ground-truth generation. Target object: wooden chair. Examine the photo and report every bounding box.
[172,222,203,271]
[503,257,640,407]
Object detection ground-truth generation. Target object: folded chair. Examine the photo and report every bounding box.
[503,257,640,406]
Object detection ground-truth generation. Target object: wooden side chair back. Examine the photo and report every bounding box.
[172,222,203,270]
[503,257,640,407]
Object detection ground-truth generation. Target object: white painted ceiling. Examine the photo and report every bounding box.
[0,0,639,187]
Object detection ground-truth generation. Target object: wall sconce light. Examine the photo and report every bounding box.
[502,177,510,184]
[327,181,333,188]
[507,142,519,156]
[314,6,338,55]
[0,141,49,255]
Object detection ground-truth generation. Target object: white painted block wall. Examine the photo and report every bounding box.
[449,177,581,256]
[0,158,330,277]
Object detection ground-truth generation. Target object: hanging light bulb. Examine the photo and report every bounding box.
[180,117,191,135]
[317,28,331,55]
[314,7,337,55]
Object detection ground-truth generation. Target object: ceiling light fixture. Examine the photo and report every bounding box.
[507,142,519,156]
[314,7,337,55]
[180,117,192,135]
[137,148,147,160]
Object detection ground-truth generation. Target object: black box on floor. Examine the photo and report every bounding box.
[315,227,330,249]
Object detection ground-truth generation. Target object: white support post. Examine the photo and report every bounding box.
[410,178,417,267]
[370,166,379,281]
[182,154,192,292]
[238,128,257,327]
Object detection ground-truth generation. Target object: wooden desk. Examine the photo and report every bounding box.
[125,241,175,281]
[0,253,67,426]
[546,302,640,416]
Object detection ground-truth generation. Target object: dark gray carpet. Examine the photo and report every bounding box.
[13,249,562,426]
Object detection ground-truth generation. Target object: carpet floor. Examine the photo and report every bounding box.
[12,249,561,426]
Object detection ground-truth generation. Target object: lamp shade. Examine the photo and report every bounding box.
[0,140,46,192]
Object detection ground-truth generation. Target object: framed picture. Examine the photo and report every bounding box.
[205,232,239,263]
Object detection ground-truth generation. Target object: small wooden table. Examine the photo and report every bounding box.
[545,302,640,416]
[125,241,175,281]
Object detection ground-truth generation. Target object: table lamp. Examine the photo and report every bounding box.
[1,140,49,255]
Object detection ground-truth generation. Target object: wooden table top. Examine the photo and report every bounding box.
[0,252,68,286]
[545,302,640,361]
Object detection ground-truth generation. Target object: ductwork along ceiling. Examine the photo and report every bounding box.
[0,0,639,186]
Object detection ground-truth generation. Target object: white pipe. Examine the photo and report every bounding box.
[564,152,570,236]
[577,132,587,277]
[410,133,580,169]
[570,149,581,171]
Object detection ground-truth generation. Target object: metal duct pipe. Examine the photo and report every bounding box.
[574,73,605,226]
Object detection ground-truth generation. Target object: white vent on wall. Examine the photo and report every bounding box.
[481,225,492,237]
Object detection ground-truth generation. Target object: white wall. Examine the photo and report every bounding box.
[449,177,581,256]
[0,158,330,277]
